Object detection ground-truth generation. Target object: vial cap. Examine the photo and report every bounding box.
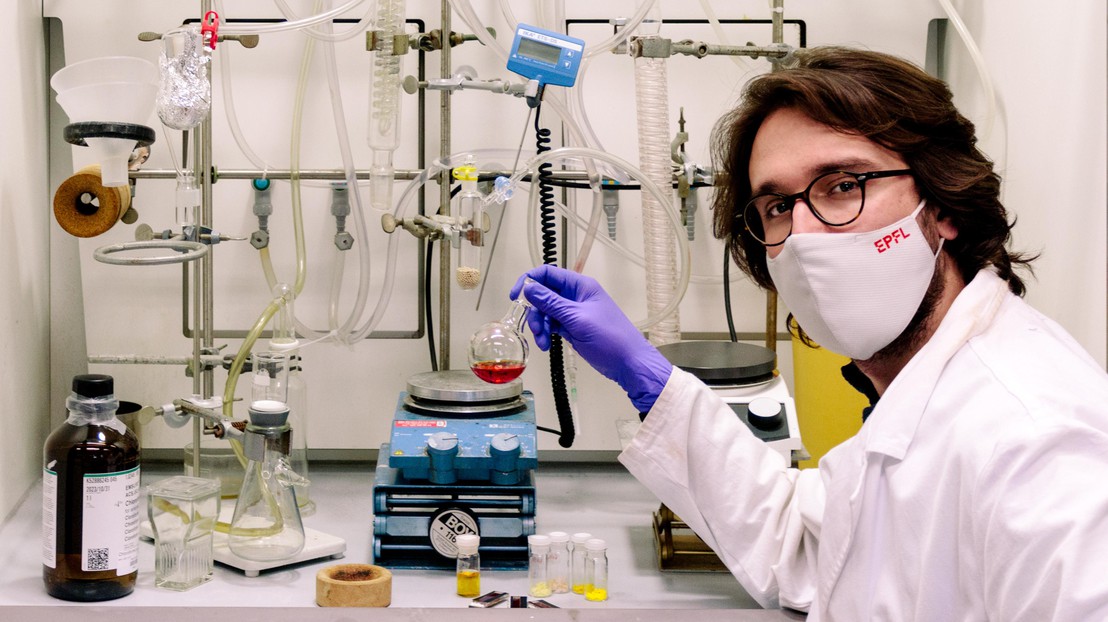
[528,534,551,551]
[548,531,570,544]
[571,532,592,544]
[585,538,607,552]
[456,534,480,554]
[73,374,114,398]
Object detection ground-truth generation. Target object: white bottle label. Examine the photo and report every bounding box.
[42,468,57,568]
[81,467,141,575]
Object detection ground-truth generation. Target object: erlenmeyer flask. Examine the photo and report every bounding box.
[469,296,531,384]
[228,401,307,562]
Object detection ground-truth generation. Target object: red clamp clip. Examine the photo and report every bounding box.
[201,11,220,50]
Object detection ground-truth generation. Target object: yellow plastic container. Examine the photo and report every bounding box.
[791,337,869,469]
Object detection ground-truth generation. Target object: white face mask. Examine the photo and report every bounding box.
[766,199,942,360]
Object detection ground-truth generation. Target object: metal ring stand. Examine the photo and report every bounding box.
[93,240,209,266]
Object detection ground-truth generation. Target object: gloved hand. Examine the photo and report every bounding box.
[511,265,673,413]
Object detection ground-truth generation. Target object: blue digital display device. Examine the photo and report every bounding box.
[506,24,585,87]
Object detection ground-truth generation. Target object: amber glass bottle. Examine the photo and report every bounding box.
[43,374,140,601]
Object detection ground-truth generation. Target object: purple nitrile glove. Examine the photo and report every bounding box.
[510,265,673,413]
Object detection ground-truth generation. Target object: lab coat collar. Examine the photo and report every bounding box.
[856,269,1010,460]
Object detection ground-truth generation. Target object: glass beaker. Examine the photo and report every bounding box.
[183,441,244,500]
[469,295,531,384]
[227,400,307,562]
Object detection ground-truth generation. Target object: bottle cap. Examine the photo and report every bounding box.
[571,532,592,544]
[73,374,113,398]
[585,538,607,552]
[528,534,550,551]
[548,531,569,544]
[456,534,480,554]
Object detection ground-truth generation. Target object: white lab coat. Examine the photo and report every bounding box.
[620,270,1108,621]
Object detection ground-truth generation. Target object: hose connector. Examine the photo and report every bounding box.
[251,178,272,249]
[602,188,619,240]
[330,182,353,250]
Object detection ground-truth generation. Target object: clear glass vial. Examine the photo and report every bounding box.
[571,532,592,594]
[527,534,552,598]
[547,531,570,594]
[584,538,609,602]
[455,533,481,597]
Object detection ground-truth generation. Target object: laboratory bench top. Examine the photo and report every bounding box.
[0,462,805,621]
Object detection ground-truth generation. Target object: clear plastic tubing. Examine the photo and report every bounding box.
[318,11,373,341]
[546,195,743,285]
[353,146,689,340]
[367,0,406,212]
[698,0,749,70]
[219,0,366,35]
[633,22,681,345]
[937,0,999,144]
[450,0,643,261]
[274,0,374,42]
[455,0,654,61]
[346,149,522,343]
[517,147,690,331]
[222,292,289,419]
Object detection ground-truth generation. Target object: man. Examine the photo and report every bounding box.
[511,47,1108,620]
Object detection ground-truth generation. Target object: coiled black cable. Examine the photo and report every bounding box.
[534,104,575,448]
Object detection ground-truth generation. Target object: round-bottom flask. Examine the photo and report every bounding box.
[470,295,531,384]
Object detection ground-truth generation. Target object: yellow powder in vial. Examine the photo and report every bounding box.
[456,266,481,289]
[585,586,608,602]
[529,580,553,598]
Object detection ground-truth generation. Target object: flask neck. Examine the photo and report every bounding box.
[501,298,531,333]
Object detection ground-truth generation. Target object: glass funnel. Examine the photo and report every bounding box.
[469,295,532,384]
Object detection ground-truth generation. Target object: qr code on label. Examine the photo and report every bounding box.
[87,547,109,571]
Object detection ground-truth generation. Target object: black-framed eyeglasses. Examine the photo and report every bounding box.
[741,169,913,246]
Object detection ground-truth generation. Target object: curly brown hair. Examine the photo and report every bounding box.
[711,46,1033,295]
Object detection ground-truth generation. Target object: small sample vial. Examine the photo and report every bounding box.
[570,532,592,594]
[547,531,570,594]
[527,534,552,598]
[456,534,481,597]
[584,538,609,602]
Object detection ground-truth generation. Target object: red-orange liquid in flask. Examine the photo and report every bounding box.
[471,360,525,384]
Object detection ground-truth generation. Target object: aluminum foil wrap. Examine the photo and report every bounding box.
[157,26,211,130]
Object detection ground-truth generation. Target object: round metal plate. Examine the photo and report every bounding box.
[403,394,526,417]
[657,341,777,385]
[406,370,523,403]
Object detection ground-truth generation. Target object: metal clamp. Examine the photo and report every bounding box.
[366,30,412,55]
[138,31,259,48]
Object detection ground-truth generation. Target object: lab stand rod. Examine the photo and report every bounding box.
[633,40,791,60]
[89,355,225,366]
[773,0,785,48]
[129,168,425,181]
[131,168,601,183]
[438,0,452,370]
[764,0,785,355]
[194,0,216,474]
